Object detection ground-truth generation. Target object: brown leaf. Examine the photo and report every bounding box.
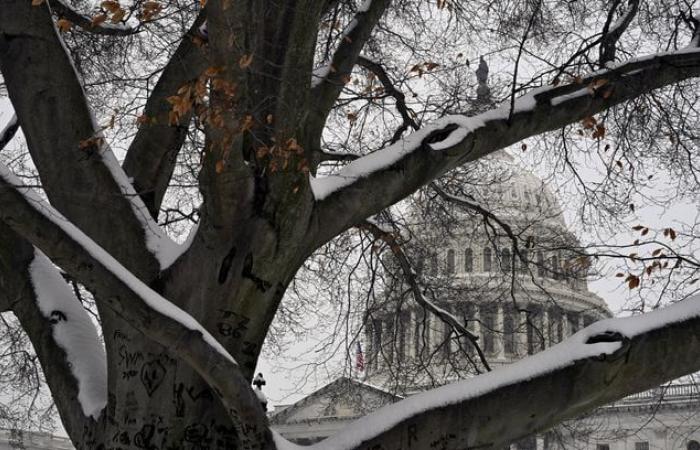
[238,54,254,69]
[57,18,73,32]
[91,13,108,27]
[31,0,44,6]
[101,0,120,12]
[215,160,225,174]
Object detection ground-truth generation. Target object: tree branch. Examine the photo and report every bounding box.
[122,12,208,218]
[0,114,19,152]
[360,218,492,373]
[278,293,700,449]
[357,56,418,143]
[0,223,95,443]
[308,0,391,137]
[307,48,700,249]
[49,0,139,36]
[0,166,271,449]
[599,0,639,66]
[0,0,170,274]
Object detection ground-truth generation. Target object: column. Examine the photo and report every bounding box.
[542,309,550,348]
[472,305,481,355]
[407,310,416,359]
[519,310,528,356]
[578,314,584,333]
[495,304,504,359]
[562,313,569,338]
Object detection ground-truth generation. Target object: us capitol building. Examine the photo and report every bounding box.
[270,160,700,450]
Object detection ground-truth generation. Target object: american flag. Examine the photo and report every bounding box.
[355,341,365,372]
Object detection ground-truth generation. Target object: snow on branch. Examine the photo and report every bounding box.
[309,48,700,247]
[0,164,270,443]
[0,163,231,363]
[275,293,700,450]
[28,249,107,418]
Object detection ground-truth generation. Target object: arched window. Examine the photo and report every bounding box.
[500,248,511,272]
[464,248,473,272]
[429,254,438,276]
[483,247,492,272]
[446,249,456,274]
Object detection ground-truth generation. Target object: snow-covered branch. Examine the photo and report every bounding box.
[308,48,700,248]
[0,166,271,447]
[275,293,700,450]
[0,0,179,272]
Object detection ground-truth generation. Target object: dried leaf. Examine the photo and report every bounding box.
[239,54,254,69]
[91,13,108,27]
[215,160,225,174]
[57,18,73,32]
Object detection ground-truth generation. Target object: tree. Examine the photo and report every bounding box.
[1,0,700,448]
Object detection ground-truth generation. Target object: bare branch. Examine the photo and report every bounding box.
[599,0,640,66]
[360,218,492,373]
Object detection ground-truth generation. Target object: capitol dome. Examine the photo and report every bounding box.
[363,157,611,392]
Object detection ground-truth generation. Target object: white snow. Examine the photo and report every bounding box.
[98,142,183,270]
[28,249,108,419]
[0,164,235,366]
[272,293,700,450]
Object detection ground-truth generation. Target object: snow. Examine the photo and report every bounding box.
[28,249,107,419]
[97,141,184,270]
[272,293,700,450]
[0,164,235,366]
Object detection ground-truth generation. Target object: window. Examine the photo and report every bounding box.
[635,442,649,450]
[446,249,455,274]
[537,251,545,277]
[464,248,473,272]
[483,247,492,272]
[568,312,580,335]
[371,319,382,360]
[596,445,610,450]
[429,254,438,276]
[482,307,496,354]
[500,248,511,272]
[550,254,560,279]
